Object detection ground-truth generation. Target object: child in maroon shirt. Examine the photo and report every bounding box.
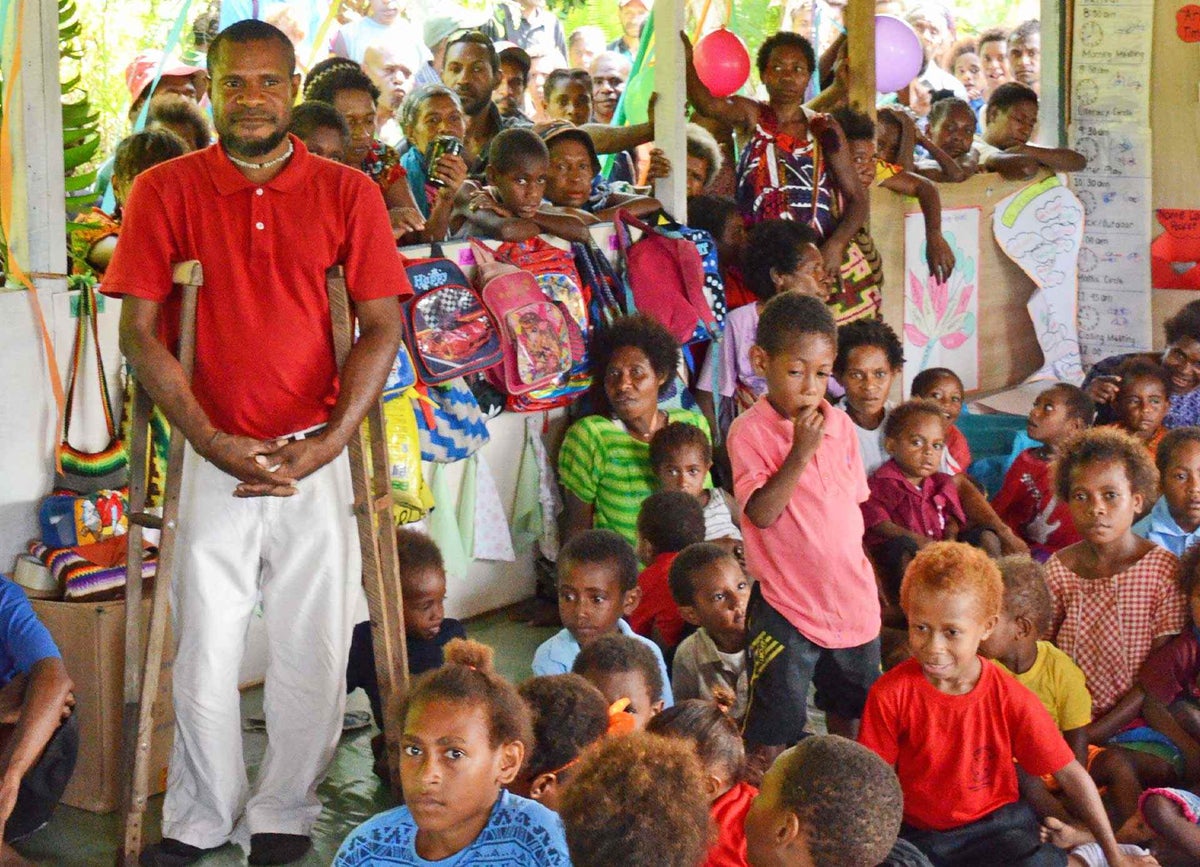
[862,400,967,632]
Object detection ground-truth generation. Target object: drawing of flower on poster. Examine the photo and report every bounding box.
[905,253,976,367]
[902,207,982,394]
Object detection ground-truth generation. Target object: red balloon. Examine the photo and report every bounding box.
[694,28,751,99]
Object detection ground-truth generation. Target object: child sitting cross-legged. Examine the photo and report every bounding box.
[1134,427,1200,556]
[629,490,707,657]
[858,543,1138,867]
[978,555,1094,824]
[648,698,757,867]
[511,674,610,813]
[333,640,570,865]
[532,529,673,707]
[911,366,972,474]
[992,383,1095,560]
[728,293,881,753]
[1108,359,1171,458]
[572,633,668,731]
[453,127,591,243]
[862,399,970,609]
[560,732,713,867]
[346,528,466,780]
[1046,429,1189,831]
[742,735,906,867]
[650,422,743,557]
[669,543,751,721]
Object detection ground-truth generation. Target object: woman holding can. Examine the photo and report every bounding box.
[399,84,472,242]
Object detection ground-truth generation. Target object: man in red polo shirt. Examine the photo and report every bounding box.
[102,20,410,867]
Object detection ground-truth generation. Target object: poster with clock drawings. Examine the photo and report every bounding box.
[1068,0,1153,365]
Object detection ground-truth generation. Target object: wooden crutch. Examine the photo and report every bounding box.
[326,265,409,796]
[120,260,202,864]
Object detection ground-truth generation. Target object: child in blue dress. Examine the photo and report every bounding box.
[335,640,570,866]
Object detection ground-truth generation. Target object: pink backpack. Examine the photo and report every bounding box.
[492,237,589,363]
[614,209,718,345]
[469,239,572,396]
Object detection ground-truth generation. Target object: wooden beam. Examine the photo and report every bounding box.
[652,0,688,220]
[1042,0,1067,144]
[845,0,876,118]
[10,0,67,281]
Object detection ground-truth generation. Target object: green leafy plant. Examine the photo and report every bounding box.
[60,0,102,215]
[0,0,102,284]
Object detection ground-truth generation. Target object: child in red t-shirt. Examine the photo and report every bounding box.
[992,384,1094,560]
[630,491,706,657]
[648,697,756,867]
[858,542,1134,867]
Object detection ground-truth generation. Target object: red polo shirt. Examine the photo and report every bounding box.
[728,398,879,648]
[101,136,411,440]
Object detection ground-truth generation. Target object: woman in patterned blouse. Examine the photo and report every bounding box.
[304,58,426,241]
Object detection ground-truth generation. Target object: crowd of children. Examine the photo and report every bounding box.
[75,6,1200,867]
[328,273,1200,867]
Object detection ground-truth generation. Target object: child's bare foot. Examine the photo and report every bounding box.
[1116,812,1155,845]
[1041,815,1095,849]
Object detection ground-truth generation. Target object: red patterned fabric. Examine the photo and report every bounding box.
[1045,546,1187,715]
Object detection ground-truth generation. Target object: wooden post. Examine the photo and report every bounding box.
[8,0,68,285]
[845,0,876,120]
[1042,0,1067,143]
[0,0,70,569]
[652,0,688,220]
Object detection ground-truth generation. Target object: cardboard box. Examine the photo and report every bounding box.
[32,597,174,813]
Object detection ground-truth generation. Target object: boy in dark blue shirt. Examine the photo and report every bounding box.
[0,579,77,853]
[346,530,465,776]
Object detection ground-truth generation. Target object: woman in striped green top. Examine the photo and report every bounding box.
[558,315,711,547]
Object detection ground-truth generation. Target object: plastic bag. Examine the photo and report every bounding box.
[383,396,431,524]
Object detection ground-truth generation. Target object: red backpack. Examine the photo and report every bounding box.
[614,209,718,345]
[469,240,572,396]
[402,254,502,384]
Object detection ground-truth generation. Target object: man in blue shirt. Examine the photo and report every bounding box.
[0,579,77,856]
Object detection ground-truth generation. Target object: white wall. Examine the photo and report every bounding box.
[0,288,124,567]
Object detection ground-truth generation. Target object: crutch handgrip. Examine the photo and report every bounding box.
[127,513,164,531]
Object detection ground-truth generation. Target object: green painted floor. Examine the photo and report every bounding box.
[16,610,557,866]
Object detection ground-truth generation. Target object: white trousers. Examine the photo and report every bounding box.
[162,443,361,848]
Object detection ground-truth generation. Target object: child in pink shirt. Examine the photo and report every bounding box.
[727,293,879,753]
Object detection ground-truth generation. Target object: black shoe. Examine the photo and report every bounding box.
[139,838,222,867]
[248,833,312,865]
